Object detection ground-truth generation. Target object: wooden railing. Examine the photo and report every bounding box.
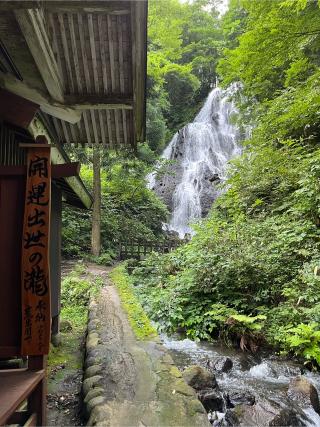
[118,239,186,260]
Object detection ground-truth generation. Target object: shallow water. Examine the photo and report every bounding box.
[161,334,320,426]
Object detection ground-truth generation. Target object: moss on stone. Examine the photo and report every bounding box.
[110,265,157,340]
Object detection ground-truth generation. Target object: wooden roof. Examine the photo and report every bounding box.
[0,0,147,149]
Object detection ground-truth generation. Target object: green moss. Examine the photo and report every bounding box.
[110,264,157,340]
[48,331,84,371]
[48,264,99,374]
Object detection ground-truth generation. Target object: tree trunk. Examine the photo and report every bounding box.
[91,145,101,257]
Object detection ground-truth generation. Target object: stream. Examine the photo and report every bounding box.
[161,334,320,426]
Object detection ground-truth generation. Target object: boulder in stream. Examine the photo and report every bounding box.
[198,388,224,412]
[182,365,217,390]
[287,376,320,414]
[233,401,304,426]
[225,389,255,407]
[209,356,233,373]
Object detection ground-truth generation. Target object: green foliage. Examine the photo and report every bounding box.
[110,264,157,340]
[86,251,116,266]
[62,159,169,258]
[128,0,320,368]
[281,323,320,366]
[61,271,92,308]
[60,263,104,330]
[146,0,222,149]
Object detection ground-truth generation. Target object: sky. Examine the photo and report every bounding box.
[179,0,229,16]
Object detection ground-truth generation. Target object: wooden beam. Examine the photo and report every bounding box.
[15,9,64,103]
[0,88,39,129]
[0,1,131,14]
[131,1,147,145]
[0,72,82,124]
[72,103,132,111]
[64,95,133,110]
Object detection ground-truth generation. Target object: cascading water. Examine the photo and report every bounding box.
[150,85,242,237]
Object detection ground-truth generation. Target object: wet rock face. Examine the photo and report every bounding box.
[153,163,183,212]
[287,376,320,414]
[182,365,217,390]
[153,160,221,216]
[199,168,221,217]
[152,128,222,216]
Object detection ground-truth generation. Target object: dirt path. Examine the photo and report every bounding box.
[84,269,210,427]
[48,261,209,426]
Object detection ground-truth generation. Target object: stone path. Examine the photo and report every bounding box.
[83,269,210,427]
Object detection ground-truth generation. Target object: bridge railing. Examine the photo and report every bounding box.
[117,239,186,260]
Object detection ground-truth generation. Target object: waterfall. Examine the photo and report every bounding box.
[150,85,242,238]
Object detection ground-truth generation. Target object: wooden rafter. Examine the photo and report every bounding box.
[0,1,130,14]
[15,9,64,103]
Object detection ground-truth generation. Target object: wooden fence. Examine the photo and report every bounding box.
[118,239,186,260]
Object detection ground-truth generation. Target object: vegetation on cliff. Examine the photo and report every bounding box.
[129,0,320,368]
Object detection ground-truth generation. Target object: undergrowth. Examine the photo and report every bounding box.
[48,262,103,369]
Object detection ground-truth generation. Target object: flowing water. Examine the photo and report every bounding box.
[149,85,242,237]
[161,334,320,426]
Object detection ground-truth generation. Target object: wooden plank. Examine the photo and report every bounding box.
[122,109,128,145]
[51,117,63,142]
[130,1,147,145]
[107,15,116,92]
[64,94,133,109]
[83,111,92,143]
[106,110,113,146]
[71,103,132,110]
[90,110,99,144]
[98,110,106,144]
[57,13,75,93]
[97,15,109,93]
[47,14,64,91]
[68,13,83,93]
[0,370,45,426]
[114,110,121,145]
[0,1,131,14]
[88,14,99,93]
[117,16,128,145]
[15,9,64,103]
[117,15,125,93]
[21,144,51,355]
[0,88,39,129]
[69,122,78,144]
[61,120,71,144]
[77,13,91,94]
